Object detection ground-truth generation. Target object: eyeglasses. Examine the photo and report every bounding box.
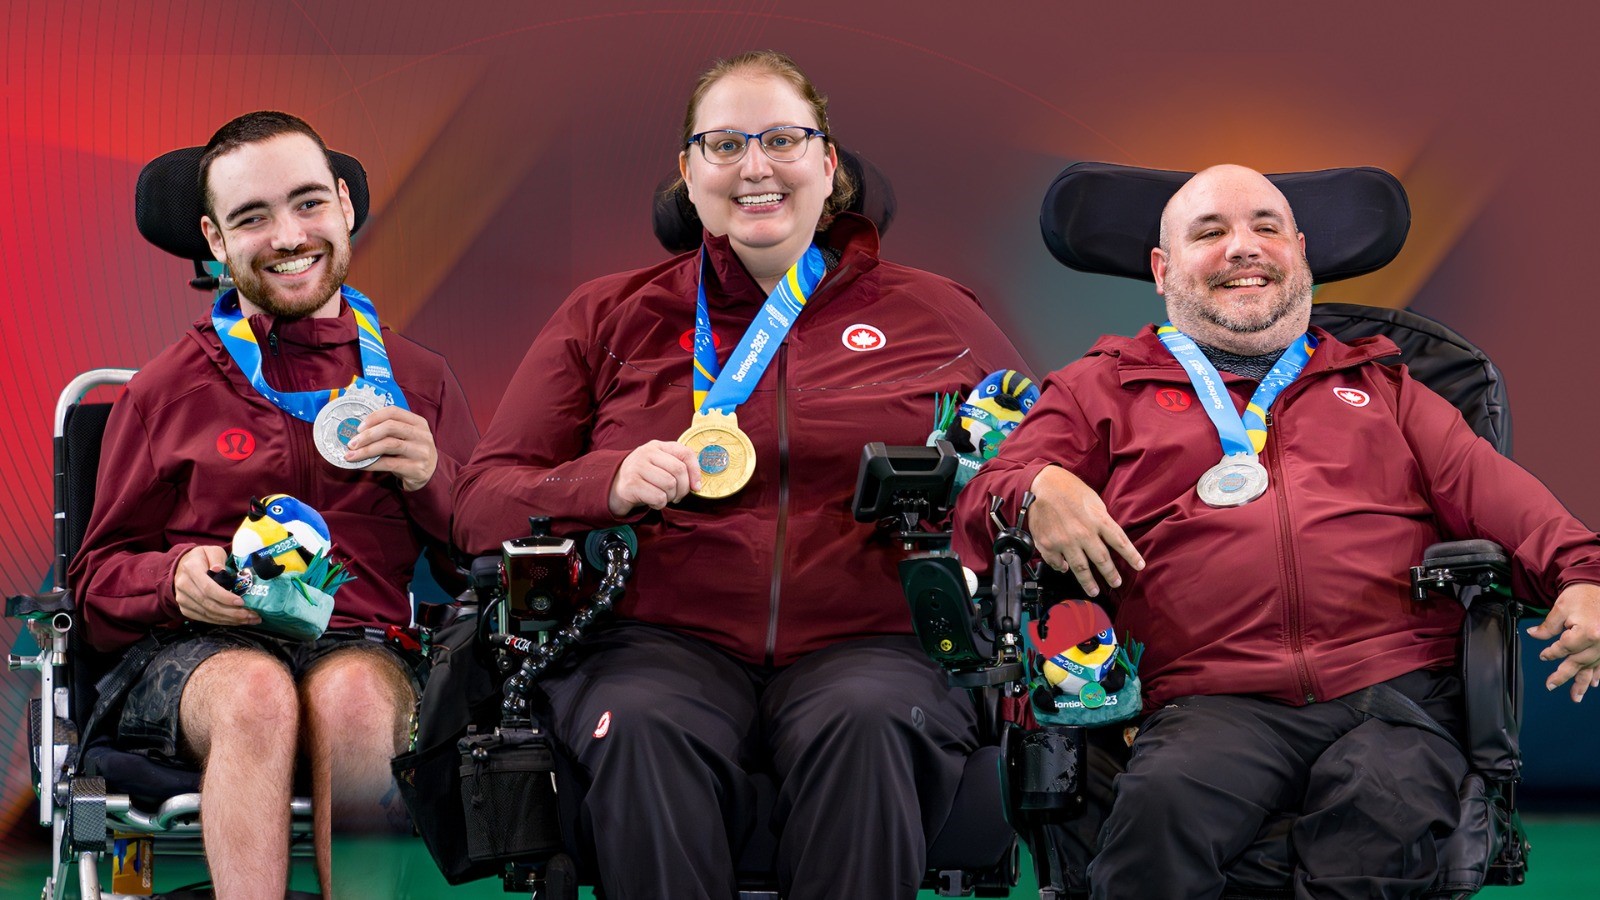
[686,126,827,165]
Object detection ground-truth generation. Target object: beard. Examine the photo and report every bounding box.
[229,237,351,319]
[1165,253,1314,352]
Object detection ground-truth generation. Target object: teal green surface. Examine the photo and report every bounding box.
[3,816,1596,898]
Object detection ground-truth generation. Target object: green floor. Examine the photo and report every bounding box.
[3,816,1597,898]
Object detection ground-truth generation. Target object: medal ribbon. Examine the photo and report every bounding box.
[1155,324,1317,456]
[693,245,826,414]
[211,284,410,421]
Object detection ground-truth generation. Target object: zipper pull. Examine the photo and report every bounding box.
[268,330,280,357]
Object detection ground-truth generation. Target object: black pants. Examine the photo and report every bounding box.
[538,623,978,900]
[1088,669,1466,900]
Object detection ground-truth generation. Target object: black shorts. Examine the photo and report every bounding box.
[116,627,419,765]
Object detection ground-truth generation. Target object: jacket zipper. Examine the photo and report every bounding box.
[1264,409,1316,703]
[261,320,314,509]
[765,344,790,666]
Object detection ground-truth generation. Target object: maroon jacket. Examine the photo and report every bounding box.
[72,299,478,653]
[454,214,1030,666]
[955,324,1600,707]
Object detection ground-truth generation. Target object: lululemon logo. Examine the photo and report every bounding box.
[1156,388,1192,412]
[216,429,256,461]
[1334,387,1371,408]
[842,324,886,352]
[593,710,612,739]
[679,329,722,352]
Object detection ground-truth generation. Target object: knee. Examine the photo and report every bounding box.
[186,652,297,751]
[800,687,915,749]
[303,652,411,751]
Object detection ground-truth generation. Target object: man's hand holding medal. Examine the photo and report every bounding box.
[339,404,440,492]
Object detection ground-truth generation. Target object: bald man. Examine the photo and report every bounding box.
[955,166,1600,898]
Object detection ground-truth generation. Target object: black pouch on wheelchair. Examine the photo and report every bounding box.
[392,614,506,884]
[458,726,563,865]
[1008,723,1087,815]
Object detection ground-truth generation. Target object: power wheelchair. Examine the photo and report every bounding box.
[889,163,1531,900]
[391,148,1019,900]
[4,145,420,899]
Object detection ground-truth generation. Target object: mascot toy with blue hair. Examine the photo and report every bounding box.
[214,494,354,640]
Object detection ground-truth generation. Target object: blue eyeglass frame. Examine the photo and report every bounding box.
[685,125,829,163]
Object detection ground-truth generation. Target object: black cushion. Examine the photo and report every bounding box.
[135,146,370,262]
[1040,163,1409,284]
[653,147,897,254]
[1310,303,1510,455]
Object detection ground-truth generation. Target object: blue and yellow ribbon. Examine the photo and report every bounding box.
[211,284,409,421]
[692,245,826,415]
[1156,323,1315,457]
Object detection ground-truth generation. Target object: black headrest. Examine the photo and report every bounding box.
[1040,163,1409,284]
[135,146,371,262]
[652,147,897,254]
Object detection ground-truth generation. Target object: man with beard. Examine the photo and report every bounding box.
[955,165,1600,898]
[71,111,477,899]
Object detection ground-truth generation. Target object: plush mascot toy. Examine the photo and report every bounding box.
[218,494,353,641]
[929,369,1040,494]
[1025,599,1143,727]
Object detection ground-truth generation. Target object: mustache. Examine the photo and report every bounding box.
[1207,261,1286,288]
[256,241,333,266]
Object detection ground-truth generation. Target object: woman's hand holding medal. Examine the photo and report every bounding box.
[342,405,440,492]
[608,440,703,518]
[1027,465,1145,598]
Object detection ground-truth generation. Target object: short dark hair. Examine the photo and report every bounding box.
[198,111,336,220]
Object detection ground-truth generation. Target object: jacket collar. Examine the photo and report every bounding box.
[191,294,362,369]
[1089,322,1401,387]
[697,211,881,309]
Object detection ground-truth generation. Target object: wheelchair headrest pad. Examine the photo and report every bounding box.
[1040,163,1410,284]
[653,146,897,254]
[136,146,371,262]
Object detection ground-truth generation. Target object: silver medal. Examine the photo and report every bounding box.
[1197,455,1269,507]
[313,383,390,469]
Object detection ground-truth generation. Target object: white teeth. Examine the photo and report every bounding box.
[737,193,783,205]
[270,257,315,275]
[1222,276,1267,287]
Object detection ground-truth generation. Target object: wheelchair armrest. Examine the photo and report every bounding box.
[1409,540,1512,609]
[7,588,73,619]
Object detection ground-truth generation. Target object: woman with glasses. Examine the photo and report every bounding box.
[454,50,1028,900]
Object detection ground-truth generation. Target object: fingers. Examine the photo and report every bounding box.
[667,442,703,493]
[1028,467,1141,598]
[1056,545,1105,598]
[173,546,260,627]
[610,441,701,515]
[1102,524,1147,572]
[1526,606,1565,641]
[345,407,437,490]
[1546,656,1600,702]
[345,407,428,460]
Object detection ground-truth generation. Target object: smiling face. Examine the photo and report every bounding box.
[1153,165,1314,356]
[200,132,355,319]
[679,71,837,286]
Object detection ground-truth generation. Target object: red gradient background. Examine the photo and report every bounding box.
[6,0,1600,834]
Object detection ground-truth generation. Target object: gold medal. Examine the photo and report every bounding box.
[677,410,755,498]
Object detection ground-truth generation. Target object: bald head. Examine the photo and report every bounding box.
[1158,165,1298,253]
[1152,165,1314,356]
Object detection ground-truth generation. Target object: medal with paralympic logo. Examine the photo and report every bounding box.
[313,382,390,469]
[678,410,756,498]
[1196,454,1270,507]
